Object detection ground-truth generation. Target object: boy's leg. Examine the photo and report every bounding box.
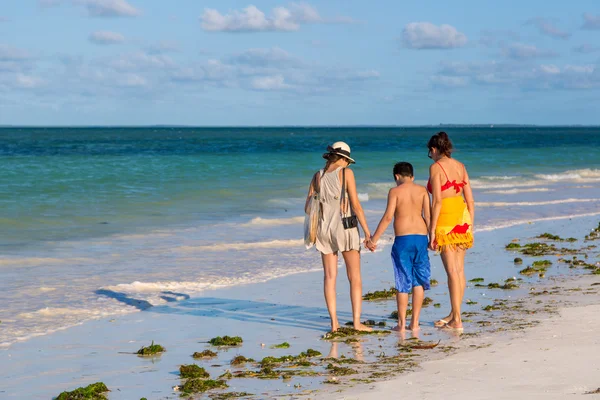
[321,252,339,332]
[393,292,409,332]
[409,286,424,330]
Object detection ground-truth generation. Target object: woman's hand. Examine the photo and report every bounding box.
[428,233,437,251]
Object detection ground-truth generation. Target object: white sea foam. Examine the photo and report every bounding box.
[534,169,600,182]
[476,211,600,233]
[243,216,304,226]
[478,198,600,207]
[483,188,552,195]
[358,192,369,202]
[177,239,304,252]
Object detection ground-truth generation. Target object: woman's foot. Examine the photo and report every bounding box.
[407,322,420,331]
[330,319,340,332]
[443,319,463,330]
[353,322,373,332]
[391,325,406,332]
[434,314,452,327]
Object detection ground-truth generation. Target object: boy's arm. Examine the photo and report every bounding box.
[370,189,397,244]
[422,188,431,238]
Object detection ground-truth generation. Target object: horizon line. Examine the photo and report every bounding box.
[1,124,600,128]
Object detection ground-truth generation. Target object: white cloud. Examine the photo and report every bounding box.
[14,73,44,89]
[250,74,292,90]
[200,3,351,32]
[503,43,558,60]
[0,44,31,61]
[39,0,140,17]
[573,44,600,54]
[582,13,600,30]
[106,52,176,71]
[402,22,467,49]
[89,31,125,45]
[227,47,302,68]
[526,18,570,39]
[82,0,140,17]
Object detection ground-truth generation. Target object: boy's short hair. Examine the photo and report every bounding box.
[393,162,413,178]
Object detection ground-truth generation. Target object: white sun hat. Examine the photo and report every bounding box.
[322,141,355,164]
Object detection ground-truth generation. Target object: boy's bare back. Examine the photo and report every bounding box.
[388,182,430,236]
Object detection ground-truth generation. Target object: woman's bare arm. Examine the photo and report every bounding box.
[422,188,431,238]
[304,172,318,214]
[429,164,443,249]
[344,168,370,239]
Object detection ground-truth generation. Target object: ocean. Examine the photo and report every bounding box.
[1,126,599,348]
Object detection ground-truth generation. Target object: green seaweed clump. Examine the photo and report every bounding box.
[193,350,217,359]
[299,348,322,358]
[180,364,210,379]
[469,277,484,283]
[466,300,478,305]
[505,243,521,250]
[326,363,357,376]
[536,233,577,242]
[136,341,165,356]
[514,257,523,264]
[270,342,290,349]
[362,319,386,327]
[209,392,254,400]
[209,336,243,346]
[230,356,255,366]
[532,260,552,267]
[521,242,556,256]
[362,287,398,300]
[422,297,434,306]
[388,309,412,319]
[585,222,600,241]
[181,379,228,395]
[430,279,439,286]
[322,327,390,340]
[56,382,109,400]
[433,303,441,308]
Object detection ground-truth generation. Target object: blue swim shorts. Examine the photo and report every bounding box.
[391,235,431,293]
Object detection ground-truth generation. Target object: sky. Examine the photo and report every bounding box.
[0,0,599,125]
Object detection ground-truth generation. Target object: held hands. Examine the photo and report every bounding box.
[428,232,438,251]
[364,236,377,252]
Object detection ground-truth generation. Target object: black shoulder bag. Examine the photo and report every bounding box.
[340,168,358,230]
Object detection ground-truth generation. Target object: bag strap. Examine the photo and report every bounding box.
[340,168,349,216]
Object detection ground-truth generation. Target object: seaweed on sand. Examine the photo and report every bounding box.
[258,349,321,367]
[193,350,217,359]
[325,363,357,376]
[209,392,253,400]
[136,341,165,356]
[505,243,521,250]
[430,279,439,286]
[487,282,519,290]
[422,297,434,306]
[398,340,440,351]
[347,319,386,327]
[55,382,109,400]
[532,260,552,267]
[536,233,577,242]
[469,278,485,283]
[585,222,600,241]
[322,327,390,340]
[180,364,210,379]
[389,309,412,319]
[362,287,398,300]
[270,342,290,349]
[181,379,228,395]
[209,336,243,346]
[514,257,523,264]
[230,356,255,366]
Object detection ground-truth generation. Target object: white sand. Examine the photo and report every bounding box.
[340,302,600,400]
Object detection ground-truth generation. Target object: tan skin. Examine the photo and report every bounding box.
[305,157,372,332]
[366,176,431,332]
[428,147,475,330]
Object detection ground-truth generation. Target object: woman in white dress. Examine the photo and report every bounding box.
[305,141,372,332]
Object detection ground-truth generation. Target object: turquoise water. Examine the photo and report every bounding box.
[1,126,600,348]
[1,126,599,247]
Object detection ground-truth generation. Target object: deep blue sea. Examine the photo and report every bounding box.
[1,126,599,347]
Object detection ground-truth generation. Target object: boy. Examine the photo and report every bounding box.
[366,162,431,332]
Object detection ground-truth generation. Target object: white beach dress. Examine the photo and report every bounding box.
[316,167,361,254]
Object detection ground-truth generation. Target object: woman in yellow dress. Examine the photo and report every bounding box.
[426,132,475,330]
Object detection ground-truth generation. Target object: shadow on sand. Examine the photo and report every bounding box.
[96,289,386,332]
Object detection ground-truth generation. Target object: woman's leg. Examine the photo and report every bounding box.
[321,252,339,332]
[441,249,463,329]
[457,248,467,302]
[342,249,372,331]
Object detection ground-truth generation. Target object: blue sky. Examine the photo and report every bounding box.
[1,0,599,125]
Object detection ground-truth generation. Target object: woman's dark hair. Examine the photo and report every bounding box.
[323,153,344,171]
[427,131,453,157]
[393,162,413,178]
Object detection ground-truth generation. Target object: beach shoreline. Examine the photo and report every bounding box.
[1,215,599,399]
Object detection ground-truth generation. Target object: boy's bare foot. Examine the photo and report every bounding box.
[391,325,406,332]
[407,322,420,331]
[353,322,373,332]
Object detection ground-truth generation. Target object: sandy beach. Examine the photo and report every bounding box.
[1,214,598,399]
[337,275,600,400]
